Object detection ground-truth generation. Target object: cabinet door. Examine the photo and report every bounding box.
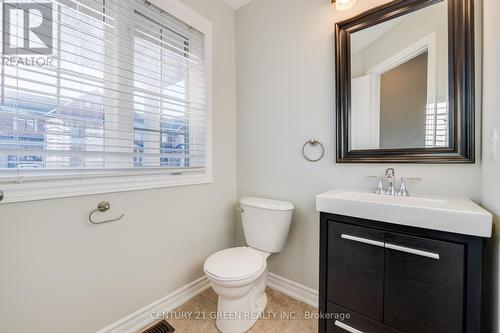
[384,232,465,333]
[328,222,385,321]
[327,303,402,333]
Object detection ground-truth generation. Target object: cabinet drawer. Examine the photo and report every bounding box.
[328,221,385,321]
[384,232,465,333]
[327,303,401,333]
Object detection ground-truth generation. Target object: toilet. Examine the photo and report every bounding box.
[203,197,294,333]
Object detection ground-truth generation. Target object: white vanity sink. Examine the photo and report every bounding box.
[316,188,493,237]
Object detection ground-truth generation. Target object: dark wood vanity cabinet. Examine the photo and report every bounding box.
[319,213,486,333]
[383,232,465,333]
[328,223,385,322]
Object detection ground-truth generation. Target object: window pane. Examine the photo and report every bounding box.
[0,0,207,176]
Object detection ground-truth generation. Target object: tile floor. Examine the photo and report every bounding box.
[161,287,318,332]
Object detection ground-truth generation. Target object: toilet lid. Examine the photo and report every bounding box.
[204,247,266,281]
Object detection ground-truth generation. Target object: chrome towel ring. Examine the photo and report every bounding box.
[89,201,124,225]
[302,139,325,162]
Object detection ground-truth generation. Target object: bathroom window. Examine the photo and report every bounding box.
[0,0,212,202]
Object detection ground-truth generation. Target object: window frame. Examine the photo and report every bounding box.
[0,0,213,203]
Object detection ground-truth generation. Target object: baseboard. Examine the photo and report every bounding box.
[97,272,318,333]
[96,276,210,333]
[267,272,319,308]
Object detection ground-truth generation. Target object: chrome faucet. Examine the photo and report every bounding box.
[384,168,396,195]
[371,169,418,196]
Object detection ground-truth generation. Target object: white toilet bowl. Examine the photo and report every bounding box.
[203,197,294,333]
[204,247,270,333]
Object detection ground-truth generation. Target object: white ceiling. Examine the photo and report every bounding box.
[223,0,253,10]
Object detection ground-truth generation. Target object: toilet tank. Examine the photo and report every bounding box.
[239,197,294,253]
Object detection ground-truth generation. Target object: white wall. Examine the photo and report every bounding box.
[236,0,482,290]
[0,0,236,332]
[481,1,500,332]
[1,0,496,331]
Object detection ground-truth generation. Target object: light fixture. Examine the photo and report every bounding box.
[331,0,357,11]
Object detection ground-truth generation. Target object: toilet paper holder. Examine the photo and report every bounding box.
[89,201,124,225]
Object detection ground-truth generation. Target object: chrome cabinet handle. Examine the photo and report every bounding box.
[335,320,365,333]
[385,243,440,260]
[341,234,384,248]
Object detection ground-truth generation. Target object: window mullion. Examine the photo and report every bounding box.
[140,25,161,168]
[104,0,134,170]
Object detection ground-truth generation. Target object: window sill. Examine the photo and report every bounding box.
[0,172,213,204]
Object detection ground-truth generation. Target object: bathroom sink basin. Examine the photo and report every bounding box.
[316,188,493,237]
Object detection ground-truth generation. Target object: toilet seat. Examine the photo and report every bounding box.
[204,247,266,282]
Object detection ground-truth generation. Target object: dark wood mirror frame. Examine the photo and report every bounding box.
[336,0,475,163]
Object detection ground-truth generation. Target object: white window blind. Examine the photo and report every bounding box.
[0,0,209,184]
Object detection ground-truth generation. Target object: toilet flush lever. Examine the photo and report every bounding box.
[235,206,244,213]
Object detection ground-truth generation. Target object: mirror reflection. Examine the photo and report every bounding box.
[349,1,448,150]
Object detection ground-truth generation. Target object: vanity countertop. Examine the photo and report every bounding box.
[316,188,493,237]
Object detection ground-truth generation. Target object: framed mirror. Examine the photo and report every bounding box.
[335,0,475,163]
